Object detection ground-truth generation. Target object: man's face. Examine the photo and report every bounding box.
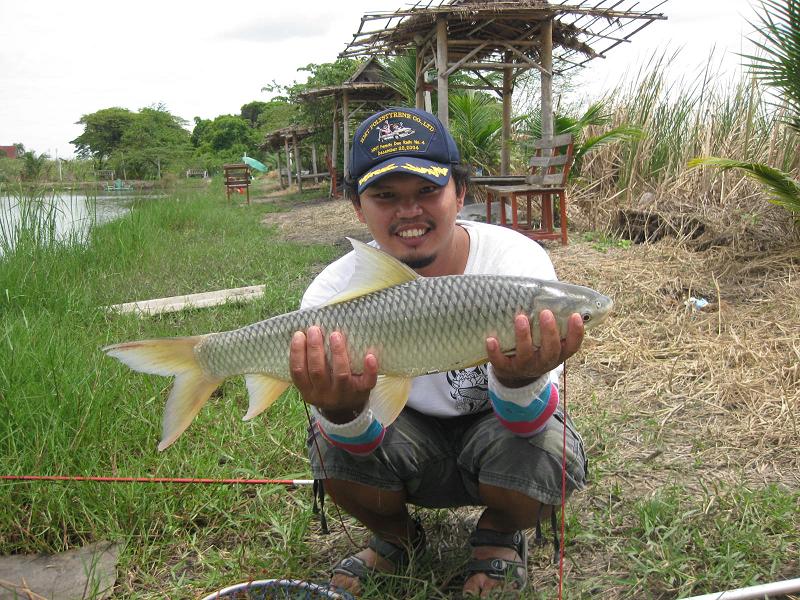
[355,173,465,273]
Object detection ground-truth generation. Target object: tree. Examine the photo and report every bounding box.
[192,115,259,152]
[448,92,504,173]
[254,100,298,133]
[262,59,362,171]
[691,0,800,217]
[116,106,192,179]
[71,105,192,178]
[71,107,136,163]
[240,101,270,127]
[20,151,50,182]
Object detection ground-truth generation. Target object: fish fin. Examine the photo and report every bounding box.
[103,336,207,376]
[325,238,420,305]
[243,375,291,420]
[369,375,413,426]
[103,336,222,451]
[159,372,223,451]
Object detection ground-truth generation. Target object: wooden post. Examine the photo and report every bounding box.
[415,45,425,109]
[436,17,449,128]
[501,51,513,176]
[292,133,303,192]
[311,144,319,184]
[342,89,351,179]
[278,146,286,188]
[284,136,293,186]
[332,97,338,175]
[540,19,554,141]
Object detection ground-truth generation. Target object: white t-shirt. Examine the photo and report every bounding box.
[301,220,559,417]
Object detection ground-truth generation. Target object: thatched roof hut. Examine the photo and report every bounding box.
[341,0,666,173]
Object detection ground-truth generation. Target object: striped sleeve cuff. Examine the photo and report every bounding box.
[487,366,559,437]
[313,407,385,456]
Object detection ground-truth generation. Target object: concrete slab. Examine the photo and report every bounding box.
[0,541,120,600]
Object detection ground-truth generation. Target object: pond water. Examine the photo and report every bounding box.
[0,191,152,254]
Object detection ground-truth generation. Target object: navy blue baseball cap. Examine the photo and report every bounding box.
[349,107,461,194]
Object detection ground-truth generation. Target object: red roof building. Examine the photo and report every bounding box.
[0,146,18,159]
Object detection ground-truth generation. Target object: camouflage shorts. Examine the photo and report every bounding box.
[307,406,587,507]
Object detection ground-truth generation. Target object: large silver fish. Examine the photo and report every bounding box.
[104,238,612,450]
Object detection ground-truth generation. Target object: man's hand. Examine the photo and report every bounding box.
[486,311,584,388]
[289,326,378,423]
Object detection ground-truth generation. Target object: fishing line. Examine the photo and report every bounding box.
[301,400,358,549]
[558,360,568,600]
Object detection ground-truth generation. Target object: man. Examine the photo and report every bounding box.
[289,107,587,597]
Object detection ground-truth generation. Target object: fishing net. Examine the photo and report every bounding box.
[200,579,354,600]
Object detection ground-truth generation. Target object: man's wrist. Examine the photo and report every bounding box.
[494,373,542,389]
[317,404,367,424]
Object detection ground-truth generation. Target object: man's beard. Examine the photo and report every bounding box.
[402,254,436,269]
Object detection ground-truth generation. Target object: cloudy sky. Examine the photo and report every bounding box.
[0,0,758,158]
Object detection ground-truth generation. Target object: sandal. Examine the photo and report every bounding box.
[332,518,426,585]
[464,528,529,593]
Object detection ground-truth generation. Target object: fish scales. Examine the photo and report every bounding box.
[194,275,543,380]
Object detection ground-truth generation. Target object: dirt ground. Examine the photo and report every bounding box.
[259,187,800,597]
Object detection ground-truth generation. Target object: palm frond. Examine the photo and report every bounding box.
[688,157,800,215]
[743,0,800,132]
[448,92,503,171]
[380,52,418,106]
[574,126,643,165]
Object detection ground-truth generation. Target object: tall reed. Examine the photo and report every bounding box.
[565,49,800,241]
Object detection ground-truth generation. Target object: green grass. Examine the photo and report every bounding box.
[0,183,341,596]
[581,232,633,253]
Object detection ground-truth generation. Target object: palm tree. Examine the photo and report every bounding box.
[448,92,504,173]
[381,51,418,107]
[690,0,800,217]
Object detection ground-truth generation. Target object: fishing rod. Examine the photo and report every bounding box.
[0,475,313,486]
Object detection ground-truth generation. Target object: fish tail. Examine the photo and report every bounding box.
[103,336,223,451]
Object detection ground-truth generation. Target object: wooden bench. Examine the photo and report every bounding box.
[223,163,251,204]
[483,133,574,245]
[185,169,208,178]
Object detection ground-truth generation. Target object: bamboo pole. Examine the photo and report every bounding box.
[679,578,800,600]
[278,146,286,188]
[311,144,319,184]
[436,17,449,128]
[415,44,425,109]
[284,136,293,186]
[331,97,338,177]
[540,19,554,141]
[342,89,351,178]
[501,50,513,176]
[292,133,303,192]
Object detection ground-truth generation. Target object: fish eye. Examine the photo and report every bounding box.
[582,313,592,322]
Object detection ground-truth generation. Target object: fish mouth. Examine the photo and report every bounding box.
[589,296,614,326]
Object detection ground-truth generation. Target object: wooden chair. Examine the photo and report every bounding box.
[484,133,574,245]
[223,163,251,204]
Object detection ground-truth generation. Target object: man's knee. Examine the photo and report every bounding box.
[478,483,549,529]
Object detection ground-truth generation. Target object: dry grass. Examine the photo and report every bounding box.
[551,239,800,485]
